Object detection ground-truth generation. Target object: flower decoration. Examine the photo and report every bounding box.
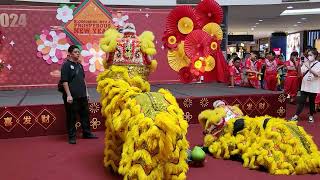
[195,0,224,27]
[166,6,199,37]
[208,36,220,55]
[203,22,223,40]
[184,112,193,122]
[167,42,190,72]
[81,43,105,73]
[179,66,194,83]
[162,31,181,49]
[211,42,218,51]
[90,118,101,130]
[112,11,129,28]
[56,5,74,23]
[192,57,206,75]
[204,55,215,71]
[36,30,70,64]
[163,0,225,84]
[184,30,212,59]
[183,97,193,108]
[178,17,194,35]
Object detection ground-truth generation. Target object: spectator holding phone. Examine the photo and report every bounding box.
[291,48,320,122]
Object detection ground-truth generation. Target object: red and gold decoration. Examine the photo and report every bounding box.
[167,42,190,71]
[165,6,199,39]
[162,0,225,83]
[0,93,285,139]
[195,0,224,27]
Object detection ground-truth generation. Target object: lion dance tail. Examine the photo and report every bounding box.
[97,66,189,179]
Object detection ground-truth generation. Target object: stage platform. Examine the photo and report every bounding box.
[0,83,286,139]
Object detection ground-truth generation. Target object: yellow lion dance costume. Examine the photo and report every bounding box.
[97,23,189,179]
[198,100,320,175]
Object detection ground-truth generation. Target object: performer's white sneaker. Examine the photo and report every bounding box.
[308,116,314,123]
[290,115,298,121]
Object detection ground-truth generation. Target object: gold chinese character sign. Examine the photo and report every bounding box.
[0,111,18,132]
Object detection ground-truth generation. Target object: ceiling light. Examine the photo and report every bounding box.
[251,28,254,31]
[297,21,302,24]
[258,19,263,22]
[293,24,298,27]
[281,8,320,16]
[301,17,307,20]
[256,23,259,25]
[253,26,257,28]
[287,6,294,9]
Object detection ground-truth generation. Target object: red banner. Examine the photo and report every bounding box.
[0,5,179,89]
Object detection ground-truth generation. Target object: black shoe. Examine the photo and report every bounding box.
[68,138,76,144]
[82,133,98,139]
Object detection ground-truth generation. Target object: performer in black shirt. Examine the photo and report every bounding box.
[60,45,98,144]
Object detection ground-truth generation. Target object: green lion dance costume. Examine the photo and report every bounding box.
[97,23,189,179]
[198,100,320,175]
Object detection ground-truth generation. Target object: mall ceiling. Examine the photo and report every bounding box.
[3,1,320,40]
[228,2,320,39]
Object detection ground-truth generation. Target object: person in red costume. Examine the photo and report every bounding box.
[244,51,261,89]
[284,52,300,103]
[264,51,284,91]
[229,57,243,87]
[257,56,266,89]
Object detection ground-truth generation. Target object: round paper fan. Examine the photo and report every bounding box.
[184,30,212,59]
[166,6,199,37]
[162,31,181,49]
[196,0,224,27]
[204,55,215,71]
[167,42,190,72]
[179,66,194,83]
[203,23,223,40]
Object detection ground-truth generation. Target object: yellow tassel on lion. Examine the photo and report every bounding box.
[97,23,189,179]
[198,100,320,175]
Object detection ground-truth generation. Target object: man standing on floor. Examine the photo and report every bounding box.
[60,45,98,144]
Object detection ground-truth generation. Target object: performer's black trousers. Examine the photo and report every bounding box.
[296,91,317,116]
[63,96,91,139]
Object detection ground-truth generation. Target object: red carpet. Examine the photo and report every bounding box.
[0,104,319,180]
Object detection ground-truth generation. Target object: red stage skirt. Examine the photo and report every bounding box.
[284,76,300,97]
[264,73,278,91]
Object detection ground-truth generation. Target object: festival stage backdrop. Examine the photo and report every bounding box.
[0,0,228,89]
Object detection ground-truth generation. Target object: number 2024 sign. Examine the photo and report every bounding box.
[0,13,27,28]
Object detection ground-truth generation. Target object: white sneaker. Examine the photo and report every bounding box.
[308,116,314,123]
[290,115,299,121]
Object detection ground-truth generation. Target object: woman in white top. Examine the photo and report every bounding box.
[291,48,320,122]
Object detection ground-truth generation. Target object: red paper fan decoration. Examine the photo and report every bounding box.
[179,66,194,83]
[208,36,221,55]
[162,31,181,50]
[184,30,212,59]
[196,0,224,27]
[166,6,199,38]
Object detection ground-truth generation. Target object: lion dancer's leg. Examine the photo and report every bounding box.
[159,101,189,180]
[98,72,131,173]
[119,115,165,180]
[163,137,189,180]
[104,119,123,172]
